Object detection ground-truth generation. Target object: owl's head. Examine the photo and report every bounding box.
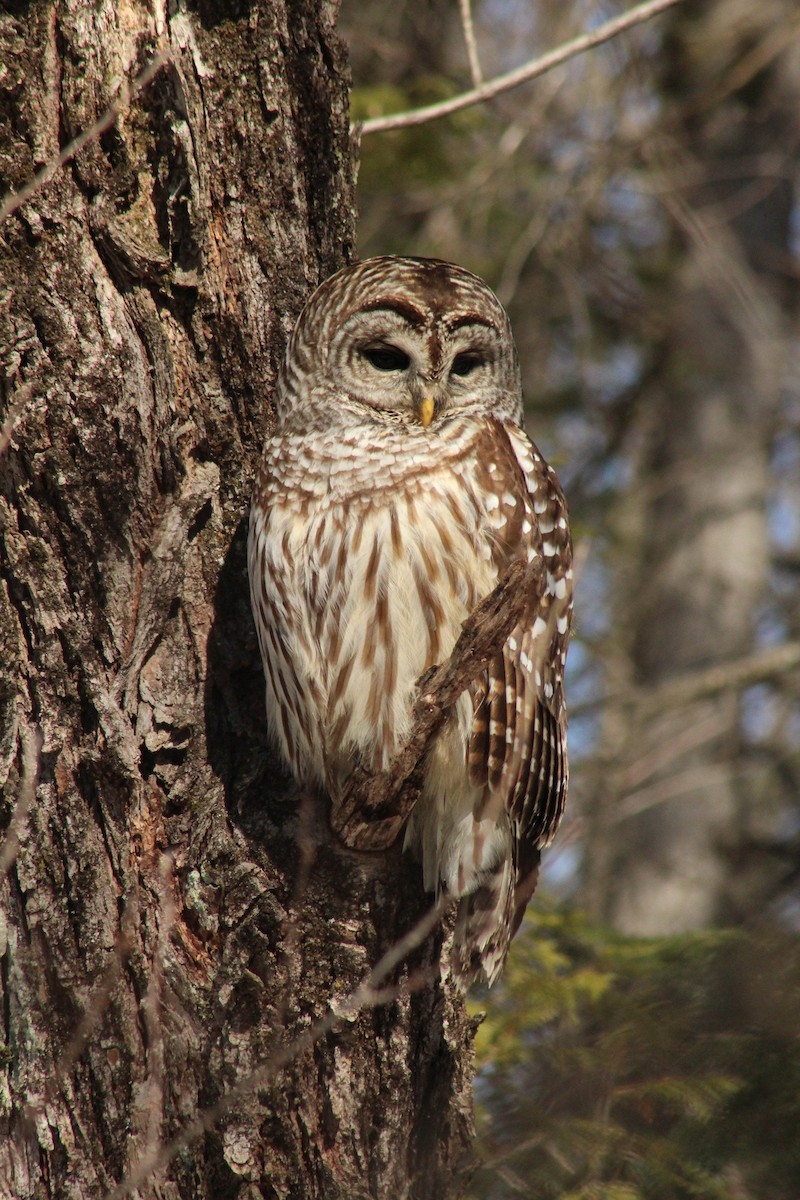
[275,257,523,431]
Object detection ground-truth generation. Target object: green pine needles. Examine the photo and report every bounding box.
[470,906,800,1200]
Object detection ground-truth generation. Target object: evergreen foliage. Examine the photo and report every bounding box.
[470,906,800,1199]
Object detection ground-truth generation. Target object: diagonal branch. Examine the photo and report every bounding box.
[459,0,484,88]
[0,49,171,223]
[641,640,800,716]
[570,640,800,722]
[105,895,450,1200]
[356,0,685,136]
[331,556,546,851]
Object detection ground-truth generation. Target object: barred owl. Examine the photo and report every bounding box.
[248,257,572,985]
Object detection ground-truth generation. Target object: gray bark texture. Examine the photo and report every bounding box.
[0,3,474,1197]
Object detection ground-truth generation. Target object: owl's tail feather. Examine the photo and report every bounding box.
[449,851,540,987]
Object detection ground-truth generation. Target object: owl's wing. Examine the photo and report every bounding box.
[467,418,573,925]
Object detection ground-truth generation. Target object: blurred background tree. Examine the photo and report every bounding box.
[342,0,800,1193]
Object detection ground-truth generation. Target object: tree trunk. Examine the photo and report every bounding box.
[580,0,798,934]
[0,4,474,1197]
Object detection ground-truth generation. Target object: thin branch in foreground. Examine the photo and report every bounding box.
[331,555,545,851]
[459,0,484,88]
[0,49,171,224]
[356,0,685,135]
[104,895,450,1200]
[30,924,133,1123]
[0,724,41,878]
[0,383,32,459]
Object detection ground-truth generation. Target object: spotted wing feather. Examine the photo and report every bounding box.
[468,419,573,929]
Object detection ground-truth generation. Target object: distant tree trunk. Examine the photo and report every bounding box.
[581,0,799,934]
[0,4,473,1197]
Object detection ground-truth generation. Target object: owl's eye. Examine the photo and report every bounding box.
[361,346,410,372]
[451,353,482,377]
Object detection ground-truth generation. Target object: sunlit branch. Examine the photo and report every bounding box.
[356,0,685,135]
[643,641,800,716]
[459,0,484,88]
[105,895,450,1200]
[0,50,171,223]
[570,641,800,722]
[0,724,41,877]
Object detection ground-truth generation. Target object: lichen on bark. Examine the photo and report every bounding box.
[0,3,474,1197]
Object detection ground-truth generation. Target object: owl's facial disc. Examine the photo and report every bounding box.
[329,308,428,421]
[328,302,513,427]
[354,339,435,426]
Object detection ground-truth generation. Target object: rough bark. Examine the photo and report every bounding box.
[580,0,799,934]
[0,3,474,1197]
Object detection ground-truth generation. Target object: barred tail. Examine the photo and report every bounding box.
[450,846,540,987]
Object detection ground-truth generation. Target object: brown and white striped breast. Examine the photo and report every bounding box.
[248,414,499,794]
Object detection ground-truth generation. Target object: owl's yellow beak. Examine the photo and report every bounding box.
[418,395,435,428]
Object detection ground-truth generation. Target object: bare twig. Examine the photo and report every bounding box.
[29,923,133,1122]
[476,1130,546,1174]
[0,724,41,877]
[616,763,735,823]
[0,383,32,458]
[357,0,685,135]
[643,641,800,717]
[331,556,545,851]
[334,893,449,1015]
[570,640,800,721]
[0,49,171,224]
[704,13,800,111]
[104,895,450,1200]
[459,0,483,88]
[655,166,774,344]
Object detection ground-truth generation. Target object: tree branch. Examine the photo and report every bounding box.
[105,895,450,1200]
[0,50,171,224]
[459,0,484,88]
[356,0,685,135]
[642,641,800,716]
[570,640,800,721]
[331,556,545,851]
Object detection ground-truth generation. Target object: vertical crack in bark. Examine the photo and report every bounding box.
[0,3,472,1197]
